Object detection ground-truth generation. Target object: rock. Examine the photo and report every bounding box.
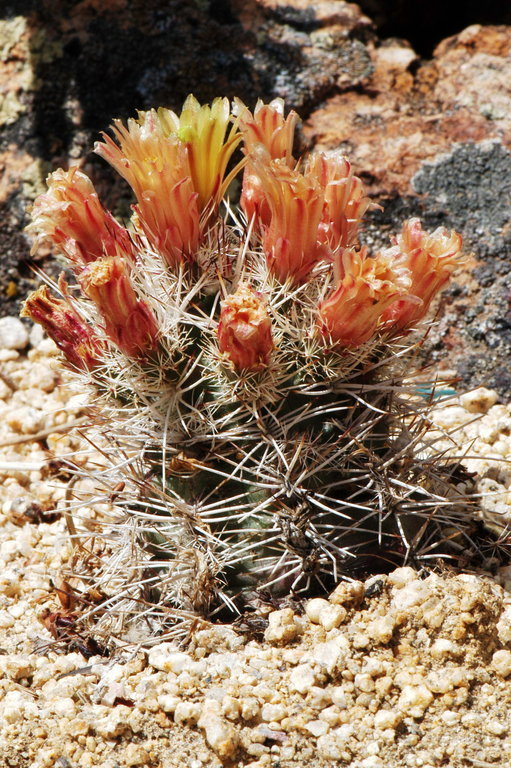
[0,317,28,350]
[491,649,511,678]
[397,684,434,719]
[264,608,301,645]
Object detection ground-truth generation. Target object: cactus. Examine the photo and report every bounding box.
[22,95,495,638]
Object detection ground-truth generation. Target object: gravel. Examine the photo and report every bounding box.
[0,332,511,768]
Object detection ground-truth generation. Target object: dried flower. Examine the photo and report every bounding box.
[21,285,102,370]
[382,219,463,331]
[95,112,200,265]
[253,155,326,284]
[317,248,410,347]
[80,257,158,357]
[308,153,372,252]
[237,98,298,227]
[28,167,134,264]
[217,284,273,371]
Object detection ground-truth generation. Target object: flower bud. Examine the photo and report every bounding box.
[381,218,463,331]
[218,284,273,371]
[317,248,410,347]
[95,114,200,265]
[21,285,102,370]
[80,257,158,357]
[28,167,134,264]
[237,98,298,228]
[308,153,372,251]
[252,154,326,284]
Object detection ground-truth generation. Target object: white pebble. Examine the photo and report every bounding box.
[305,597,330,624]
[289,664,316,693]
[318,603,347,630]
[491,649,511,678]
[0,317,29,350]
[397,684,433,718]
[264,608,300,645]
[304,719,329,737]
[374,709,400,729]
[460,387,498,414]
[148,644,191,673]
[261,703,287,722]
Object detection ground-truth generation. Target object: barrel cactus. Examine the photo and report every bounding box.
[23,95,491,639]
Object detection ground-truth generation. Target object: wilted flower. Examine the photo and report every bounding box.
[382,219,463,331]
[21,285,102,370]
[28,167,134,264]
[308,153,372,252]
[317,248,410,347]
[237,98,298,228]
[95,112,200,265]
[80,257,158,357]
[217,284,273,371]
[252,155,326,284]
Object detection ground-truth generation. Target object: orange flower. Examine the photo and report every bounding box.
[218,284,273,371]
[28,167,134,264]
[237,98,298,228]
[308,153,372,252]
[95,112,200,265]
[80,257,158,357]
[253,155,326,284]
[21,285,102,370]
[317,248,410,347]
[381,219,463,331]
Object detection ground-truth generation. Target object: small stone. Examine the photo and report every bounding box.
[397,685,434,719]
[430,639,457,659]
[289,664,316,693]
[486,720,507,736]
[305,597,330,624]
[441,710,460,725]
[368,614,396,645]
[148,644,191,673]
[0,317,29,350]
[491,649,511,678]
[387,567,418,588]
[329,580,365,607]
[374,709,400,730]
[198,705,238,759]
[261,703,287,722]
[125,744,150,766]
[460,387,498,414]
[264,608,300,645]
[304,719,329,737]
[157,694,179,713]
[317,733,344,761]
[174,701,201,725]
[318,603,347,630]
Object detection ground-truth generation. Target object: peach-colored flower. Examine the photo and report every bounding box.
[237,98,298,228]
[317,248,410,347]
[80,257,158,357]
[28,167,134,264]
[21,285,102,370]
[95,112,200,265]
[252,155,326,284]
[381,218,463,331]
[218,284,273,371]
[308,153,372,252]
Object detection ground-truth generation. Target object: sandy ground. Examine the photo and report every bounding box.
[1,325,511,768]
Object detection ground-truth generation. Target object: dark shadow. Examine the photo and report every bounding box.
[357,0,511,56]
